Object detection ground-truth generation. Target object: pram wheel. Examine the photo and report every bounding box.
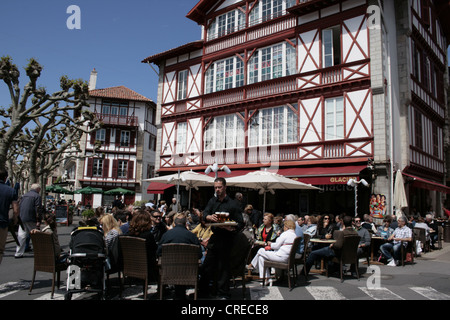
[64,292,73,300]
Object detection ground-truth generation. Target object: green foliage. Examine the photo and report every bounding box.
[81,208,95,220]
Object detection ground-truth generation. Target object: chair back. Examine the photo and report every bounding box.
[30,232,57,273]
[159,243,200,286]
[119,236,148,280]
[287,236,302,268]
[339,235,361,264]
[303,233,311,255]
[230,231,253,276]
[413,227,426,243]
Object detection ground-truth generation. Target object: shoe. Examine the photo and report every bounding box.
[246,264,254,271]
[14,255,23,259]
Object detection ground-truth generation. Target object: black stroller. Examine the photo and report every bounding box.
[65,226,107,300]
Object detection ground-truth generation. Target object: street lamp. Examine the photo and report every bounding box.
[347,178,369,217]
[205,163,231,179]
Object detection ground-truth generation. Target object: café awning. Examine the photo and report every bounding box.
[276,164,367,185]
[402,173,450,194]
[146,182,175,194]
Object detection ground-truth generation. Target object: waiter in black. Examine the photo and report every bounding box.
[200,177,243,300]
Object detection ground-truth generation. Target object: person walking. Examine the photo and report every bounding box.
[0,167,19,264]
[15,184,43,258]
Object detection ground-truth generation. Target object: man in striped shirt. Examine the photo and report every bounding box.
[380,216,412,266]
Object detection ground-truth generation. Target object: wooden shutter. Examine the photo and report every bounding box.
[102,159,109,178]
[115,129,121,147]
[105,128,111,145]
[90,132,96,144]
[112,160,118,179]
[127,161,134,180]
[130,130,136,148]
[86,158,94,177]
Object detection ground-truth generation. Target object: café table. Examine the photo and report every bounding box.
[365,235,387,265]
[308,238,336,274]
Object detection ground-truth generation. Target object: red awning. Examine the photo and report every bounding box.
[146,182,175,194]
[402,173,450,194]
[276,165,368,185]
[206,169,252,179]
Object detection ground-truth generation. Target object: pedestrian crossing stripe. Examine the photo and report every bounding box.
[410,287,450,300]
[306,286,346,300]
[358,287,404,300]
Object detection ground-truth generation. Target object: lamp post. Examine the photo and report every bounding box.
[204,163,231,179]
[347,178,369,217]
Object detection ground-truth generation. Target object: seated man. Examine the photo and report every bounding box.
[301,216,358,276]
[354,217,371,257]
[379,216,412,266]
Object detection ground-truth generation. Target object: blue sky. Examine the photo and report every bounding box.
[0,0,200,106]
[1,0,449,110]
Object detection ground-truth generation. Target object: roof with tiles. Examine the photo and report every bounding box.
[89,86,153,103]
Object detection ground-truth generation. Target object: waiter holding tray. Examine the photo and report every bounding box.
[199,177,244,300]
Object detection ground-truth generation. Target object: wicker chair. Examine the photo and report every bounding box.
[158,243,201,300]
[29,231,68,299]
[325,235,361,282]
[294,233,310,280]
[119,236,150,300]
[262,236,302,291]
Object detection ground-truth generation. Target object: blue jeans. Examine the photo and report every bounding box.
[305,246,335,274]
[380,242,402,261]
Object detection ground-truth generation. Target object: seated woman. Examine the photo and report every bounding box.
[315,214,336,239]
[304,215,318,238]
[376,216,394,239]
[249,220,297,284]
[255,213,280,246]
[127,211,158,281]
[100,214,122,252]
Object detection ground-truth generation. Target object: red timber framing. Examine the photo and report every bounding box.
[151,0,375,171]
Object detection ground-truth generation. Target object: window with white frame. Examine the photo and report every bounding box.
[117,160,128,179]
[120,131,130,147]
[95,129,106,143]
[204,114,245,151]
[249,0,295,27]
[176,122,187,154]
[205,55,244,94]
[93,159,103,177]
[325,97,344,140]
[249,104,298,146]
[248,41,296,84]
[322,26,341,68]
[177,69,188,100]
[207,7,245,41]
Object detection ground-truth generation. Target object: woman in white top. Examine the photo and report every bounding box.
[250,220,297,282]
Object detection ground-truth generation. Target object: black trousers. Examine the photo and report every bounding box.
[199,233,236,297]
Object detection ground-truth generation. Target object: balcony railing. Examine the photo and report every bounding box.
[95,113,138,127]
[160,139,373,168]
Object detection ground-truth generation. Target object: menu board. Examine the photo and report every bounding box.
[55,205,69,225]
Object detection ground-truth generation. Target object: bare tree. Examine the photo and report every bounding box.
[0,56,99,192]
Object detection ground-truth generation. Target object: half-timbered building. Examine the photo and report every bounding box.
[143,0,449,216]
[74,70,158,208]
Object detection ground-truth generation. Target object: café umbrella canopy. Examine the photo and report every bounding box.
[225,170,320,212]
[74,186,103,194]
[104,188,135,195]
[393,170,408,220]
[144,170,214,208]
[46,185,73,194]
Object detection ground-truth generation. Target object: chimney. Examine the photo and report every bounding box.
[89,68,97,91]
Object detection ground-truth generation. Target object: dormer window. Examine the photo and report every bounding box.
[207,8,245,41]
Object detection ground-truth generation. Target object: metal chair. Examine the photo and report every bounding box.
[29,231,68,299]
[326,235,361,282]
[119,236,150,300]
[262,236,302,291]
[158,243,201,300]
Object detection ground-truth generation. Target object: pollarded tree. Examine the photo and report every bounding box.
[0,56,96,170]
